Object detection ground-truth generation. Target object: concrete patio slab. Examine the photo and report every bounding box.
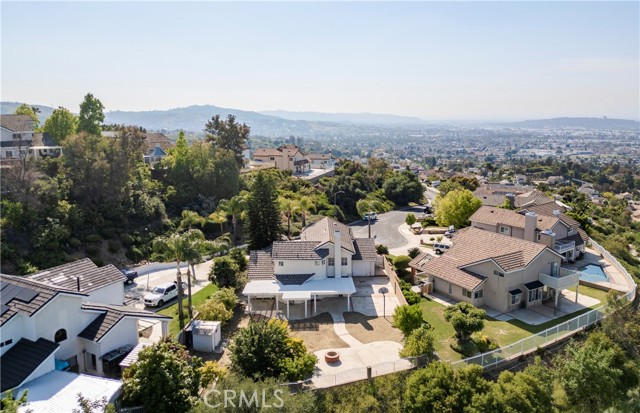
[426,292,455,307]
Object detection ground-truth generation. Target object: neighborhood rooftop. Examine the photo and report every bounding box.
[78,303,170,342]
[27,258,126,293]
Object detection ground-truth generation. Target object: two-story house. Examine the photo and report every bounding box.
[409,227,580,314]
[0,260,170,396]
[253,144,311,173]
[0,114,35,159]
[469,205,588,262]
[242,217,377,318]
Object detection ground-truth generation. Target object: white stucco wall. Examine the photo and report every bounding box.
[353,260,375,276]
[85,283,125,305]
[20,352,57,388]
[97,317,139,358]
[0,314,29,356]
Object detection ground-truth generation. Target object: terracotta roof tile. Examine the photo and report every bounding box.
[353,238,377,261]
[248,250,274,280]
[301,217,355,253]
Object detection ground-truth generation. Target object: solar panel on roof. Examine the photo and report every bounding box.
[0,282,39,314]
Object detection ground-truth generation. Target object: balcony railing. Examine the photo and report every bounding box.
[539,268,580,290]
[554,240,575,254]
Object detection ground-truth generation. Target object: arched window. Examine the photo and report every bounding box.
[54,329,67,343]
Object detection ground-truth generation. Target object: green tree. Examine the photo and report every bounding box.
[246,172,281,250]
[444,302,486,341]
[392,304,424,336]
[279,197,301,239]
[205,114,250,168]
[298,196,316,228]
[405,212,417,227]
[218,192,248,245]
[122,339,203,413]
[383,171,424,206]
[229,248,248,272]
[392,255,412,278]
[197,299,233,324]
[399,325,435,359]
[407,247,421,259]
[209,256,239,289]
[434,189,482,228]
[437,180,464,196]
[77,93,105,135]
[43,106,78,144]
[230,319,317,381]
[15,103,40,127]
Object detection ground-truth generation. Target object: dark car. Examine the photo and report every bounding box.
[121,269,139,285]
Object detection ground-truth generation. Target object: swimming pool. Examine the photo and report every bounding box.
[579,264,609,283]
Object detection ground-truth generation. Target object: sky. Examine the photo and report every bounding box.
[1,1,639,121]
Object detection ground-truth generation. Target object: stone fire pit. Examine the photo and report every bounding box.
[324,351,340,363]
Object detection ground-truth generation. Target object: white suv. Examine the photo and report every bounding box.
[143,281,187,307]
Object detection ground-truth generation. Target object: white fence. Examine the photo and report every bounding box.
[590,239,637,301]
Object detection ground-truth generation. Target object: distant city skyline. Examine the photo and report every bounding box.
[1,1,639,121]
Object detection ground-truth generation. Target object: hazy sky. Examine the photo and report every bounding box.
[2,1,639,120]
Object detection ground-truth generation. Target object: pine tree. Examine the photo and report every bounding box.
[247,172,281,250]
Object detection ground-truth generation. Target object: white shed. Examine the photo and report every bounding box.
[191,320,222,353]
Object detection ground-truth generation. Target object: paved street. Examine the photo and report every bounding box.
[350,206,424,249]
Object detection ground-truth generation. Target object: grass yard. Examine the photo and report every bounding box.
[420,284,613,362]
[158,283,219,337]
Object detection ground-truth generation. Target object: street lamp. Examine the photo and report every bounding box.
[378,287,389,319]
[333,190,345,217]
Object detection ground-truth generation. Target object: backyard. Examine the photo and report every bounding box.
[420,284,613,362]
[158,282,219,337]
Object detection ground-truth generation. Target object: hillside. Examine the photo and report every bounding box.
[259,110,429,125]
[499,117,640,130]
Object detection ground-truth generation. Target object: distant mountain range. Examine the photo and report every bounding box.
[2,101,638,135]
[259,110,429,125]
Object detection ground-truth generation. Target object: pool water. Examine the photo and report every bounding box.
[579,264,609,283]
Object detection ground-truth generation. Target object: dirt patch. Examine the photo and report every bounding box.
[289,313,348,353]
[344,312,403,344]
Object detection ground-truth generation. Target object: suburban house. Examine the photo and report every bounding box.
[0,260,170,396]
[252,144,334,174]
[473,186,553,208]
[28,133,63,160]
[469,204,588,262]
[242,217,377,318]
[409,227,580,314]
[0,114,35,159]
[142,132,173,167]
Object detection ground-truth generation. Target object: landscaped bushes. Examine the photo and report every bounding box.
[399,280,421,305]
[85,234,103,243]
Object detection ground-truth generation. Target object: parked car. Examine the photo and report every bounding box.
[121,269,139,285]
[363,212,378,221]
[433,243,450,254]
[424,206,432,214]
[444,226,456,238]
[143,281,188,307]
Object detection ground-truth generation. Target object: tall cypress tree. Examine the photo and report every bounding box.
[247,172,281,250]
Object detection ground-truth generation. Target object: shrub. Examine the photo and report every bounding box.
[200,361,227,387]
[450,339,478,357]
[91,257,104,266]
[376,244,389,255]
[214,287,238,311]
[85,234,103,243]
[85,245,101,256]
[197,299,233,324]
[100,228,118,239]
[399,325,435,358]
[471,332,499,353]
[392,304,425,336]
[120,233,135,245]
[108,240,120,253]
[125,246,143,262]
[229,248,248,272]
[68,237,82,248]
[408,247,421,259]
[403,289,422,305]
[444,302,486,341]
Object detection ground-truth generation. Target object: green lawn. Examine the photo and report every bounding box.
[419,284,611,362]
[158,283,219,337]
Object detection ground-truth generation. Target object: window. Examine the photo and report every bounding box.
[537,233,541,242]
[474,290,483,299]
[341,257,347,266]
[322,259,326,265]
[528,289,541,302]
[550,261,559,277]
[511,294,521,305]
[5,151,13,158]
[289,157,293,161]
[54,329,67,343]
[463,289,472,298]
[499,226,510,235]
[269,157,275,161]
[493,270,504,277]
[315,261,320,266]
[0,339,13,347]
[278,261,284,266]
[448,283,452,294]
[328,258,335,266]
[12,133,20,140]
[165,285,175,294]
[88,353,97,370]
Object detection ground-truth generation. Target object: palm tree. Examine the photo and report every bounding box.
[218,191,248,245]
[152,232,191,330]
[279,197,301,239]
[298,196,316,229]
[179,210,206,231]
[356,198,384,239]
[208,210,227,234]
[181,230,230,319]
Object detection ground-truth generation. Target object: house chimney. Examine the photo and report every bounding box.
[552,209,560,217]
[334,224,342,277]
[506,193,515,209]
[76,276,81,292]
[524,212,537,243]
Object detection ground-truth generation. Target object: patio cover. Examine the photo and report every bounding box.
[243,276,356,297]
[282,291,312,300]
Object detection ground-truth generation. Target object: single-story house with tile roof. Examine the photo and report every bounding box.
[242,217,377,318]
[409,227,580,314]
[0,269,169,394]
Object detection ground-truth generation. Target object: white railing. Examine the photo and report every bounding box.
[554,240,575,254]
[590,239,637,301]
[539,268,580,290]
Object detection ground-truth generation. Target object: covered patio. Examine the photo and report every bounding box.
[243,277,356,319]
